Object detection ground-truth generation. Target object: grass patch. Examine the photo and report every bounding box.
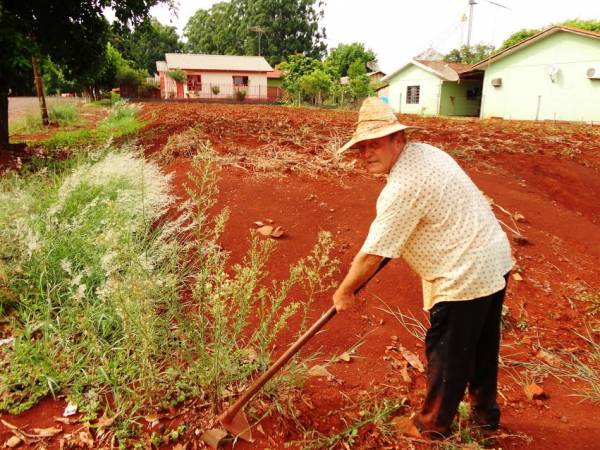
[0,148,338,446]
[48,102,79,126]
[8,113,44,136]
[40,101,143,150]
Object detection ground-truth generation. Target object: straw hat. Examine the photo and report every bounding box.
[338,97,419,154]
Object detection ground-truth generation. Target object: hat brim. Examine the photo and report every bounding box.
[338,123,421,154]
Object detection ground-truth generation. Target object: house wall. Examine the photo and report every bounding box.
[387,65,442,115]
[439,80,482,116]
[182,71,268,98]
[480,32,600,122]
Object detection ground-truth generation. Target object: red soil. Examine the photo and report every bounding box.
[2,102,599,449]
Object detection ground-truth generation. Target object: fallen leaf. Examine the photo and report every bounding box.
[3,436,22,448]
[400,365,412,384]
[173,444,188,450]
[536,349,561,367]
[513,212,526,222]
[0,337,15,346]
[54,418,73,425]
[398,345,424,373]
[96,413,115,429]
[253,221,265,227]
[339,352,351,362]
[270,226,284,238]
[512,273,523,281]
[255,424,266,436]
[32,427,62,438]
[63,402,78,417]
[144,414,160,425]
[391,416,421,438]
[307,365,335,380]
[265,218,275,224]
[256,225,274,236]
[201,428,227,448]
[524,383,545,401]
[78,430,94,448]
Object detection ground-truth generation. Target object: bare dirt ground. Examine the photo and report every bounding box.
[1,101,599,449]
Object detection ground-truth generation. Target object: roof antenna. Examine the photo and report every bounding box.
[467,0,510,46]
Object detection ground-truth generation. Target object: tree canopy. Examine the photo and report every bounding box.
[498,19,600,51]
[444,44,495,64]
[0,0,171,147]
[324,43,376,78]
[111,18,183,74]
[184,0,326,66]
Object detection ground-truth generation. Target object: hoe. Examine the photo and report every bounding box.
[203,257,391,447]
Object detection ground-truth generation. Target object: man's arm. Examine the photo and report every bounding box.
[333,251,384,312]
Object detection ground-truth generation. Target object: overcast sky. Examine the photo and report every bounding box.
[148,0,599,73]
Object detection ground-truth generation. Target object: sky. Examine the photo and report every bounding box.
[147,0,599,73]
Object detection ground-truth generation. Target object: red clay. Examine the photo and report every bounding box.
[2,102,599,449]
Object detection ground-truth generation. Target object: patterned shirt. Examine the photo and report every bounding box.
[361,142,513,311]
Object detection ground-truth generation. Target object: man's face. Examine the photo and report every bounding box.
[355,132,405,174]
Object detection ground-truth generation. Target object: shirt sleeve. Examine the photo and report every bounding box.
[360,181,424,259]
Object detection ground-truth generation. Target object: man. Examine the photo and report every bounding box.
[333,97,513,438]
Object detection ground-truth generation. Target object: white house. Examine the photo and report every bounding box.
[156,54,275,101]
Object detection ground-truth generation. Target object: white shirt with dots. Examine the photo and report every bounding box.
[361,142,513,311]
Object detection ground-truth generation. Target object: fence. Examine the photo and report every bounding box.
[175,83,283,103]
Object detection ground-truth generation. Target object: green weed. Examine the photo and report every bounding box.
[0,146,339,445]
[48,102,79,126]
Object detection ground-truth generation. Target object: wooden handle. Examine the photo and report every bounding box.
[220,257,390,424]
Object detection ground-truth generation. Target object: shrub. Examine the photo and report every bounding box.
[211,85,220,95]
[166,69,187,83]
[235,89,247,101]
[48,102,79,126]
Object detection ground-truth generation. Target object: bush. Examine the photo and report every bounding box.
[0,148,339,445]
[235,89,247,101]
[211,85,220,95]
[48,102,79,126]
[166,69,187,83]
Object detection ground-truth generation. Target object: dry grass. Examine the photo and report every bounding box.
[155,125,210,164]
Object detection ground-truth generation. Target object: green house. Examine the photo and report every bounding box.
[473,25,600,122]
[381,59,484,117]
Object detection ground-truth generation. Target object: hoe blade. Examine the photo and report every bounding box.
[220,410,253,443]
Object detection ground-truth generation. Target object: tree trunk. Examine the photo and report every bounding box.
[31,56,49,125]
[0,88,9,148]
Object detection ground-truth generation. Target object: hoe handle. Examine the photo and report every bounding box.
[220,257,391,424]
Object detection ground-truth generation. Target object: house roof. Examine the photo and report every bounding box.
[156,61,167,72]
[382,59,472,83]
[163,53,273,72]
[267,69,283,78]
[472,25,600,69]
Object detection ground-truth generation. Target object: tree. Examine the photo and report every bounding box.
[347,59,371,101]
[111,18,182,74]
[324,42,376,78]
[0,0,170,149]
[299,69,332,104]
[278,54,323,101]
[498,19,600,51]
[184,0,326,67]
[497,28,540,51]
[444,44,495,64]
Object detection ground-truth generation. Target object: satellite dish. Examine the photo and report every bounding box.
[366,60,380,72]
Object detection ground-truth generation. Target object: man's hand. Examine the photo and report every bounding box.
[333,289,356,312]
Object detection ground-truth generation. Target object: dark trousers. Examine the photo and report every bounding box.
[416,275,508,436]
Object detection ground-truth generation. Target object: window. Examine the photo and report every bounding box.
[406,85,420,104]
[233,76,249,87]
[187,75,201,91]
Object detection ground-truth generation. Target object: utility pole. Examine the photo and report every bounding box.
[467,0,477,47]
[31,56,49,126]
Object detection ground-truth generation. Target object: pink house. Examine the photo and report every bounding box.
[156,53,281,101]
